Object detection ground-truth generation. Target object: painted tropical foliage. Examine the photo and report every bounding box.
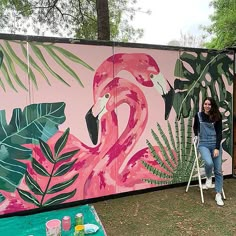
[0,40,94,92]
[143,51,234,184]
[17,128,79,208]
[0,102,66,202]
[0,38,233,216]
[173,51,233,155]
[143,114,195,185]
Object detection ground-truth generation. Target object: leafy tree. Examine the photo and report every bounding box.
[0,0,144,42]
[204,0,236,49]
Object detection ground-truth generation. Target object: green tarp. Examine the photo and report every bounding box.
[0,204,106,236]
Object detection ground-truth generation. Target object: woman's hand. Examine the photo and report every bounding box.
[213,149,219,158]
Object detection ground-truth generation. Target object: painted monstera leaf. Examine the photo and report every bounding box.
[173,51,234,155]
[0,102,66,195]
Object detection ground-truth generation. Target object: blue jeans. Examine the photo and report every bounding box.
[198,144,223,193]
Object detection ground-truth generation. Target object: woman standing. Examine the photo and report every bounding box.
[193,97,224,206]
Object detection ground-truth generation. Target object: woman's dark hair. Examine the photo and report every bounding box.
[201,97,222,122]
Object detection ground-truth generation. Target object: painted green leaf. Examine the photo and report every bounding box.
[174,52,234,119]
[25,172,43,195]
[0,193,5,203]
[0,50,3,67]
[146,140,171,174]
[44,46,84,87]
[39,139,54,164]
[0,78,6,92]
[0,102,65,160]
[32,158,50,177]
[18,128,80,208]
[43,189,76,207]
[20,43,51,86]
[0,50,5,91]
[0,61,17,91]
[57,149,80,162]
[0,158,26,192]
[51,45,94,71]
[54,128,70,157]
[53,160,77,177]
[142,160,171,179]
[47,174,79,194]
[30,44,70,86]
[4,41,38,89]
[0,44,28,91]
[17,188,40,207]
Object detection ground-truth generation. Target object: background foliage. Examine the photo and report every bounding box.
[205,0,236,49]
[0,0,144,42]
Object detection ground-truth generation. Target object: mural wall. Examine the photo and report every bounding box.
[0,36,234,216]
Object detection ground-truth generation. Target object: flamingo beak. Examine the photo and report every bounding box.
[85,94,109,145]
[85,107,99,145]
[151,73,175,120]
[162,81,175,120]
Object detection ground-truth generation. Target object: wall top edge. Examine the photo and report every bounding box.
[0,33,234,54]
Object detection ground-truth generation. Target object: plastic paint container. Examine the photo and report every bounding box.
[46,219,61,236]
[75,213,84,226]
[62,216,71,231]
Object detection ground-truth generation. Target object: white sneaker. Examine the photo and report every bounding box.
[203,177,215,189]
[215,193,224,206]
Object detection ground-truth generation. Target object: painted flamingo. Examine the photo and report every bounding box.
[83,53,176,198]
[84,77,177,198]
[0,53,174,214]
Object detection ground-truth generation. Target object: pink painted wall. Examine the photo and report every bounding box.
[0,37,233,215]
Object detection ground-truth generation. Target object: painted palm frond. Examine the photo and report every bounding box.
[0,40,94,92]
[143,112,200,185]
[173,51,234,155]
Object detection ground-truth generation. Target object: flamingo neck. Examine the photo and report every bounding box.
[106,86,148,166]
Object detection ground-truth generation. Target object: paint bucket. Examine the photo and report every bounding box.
[46,219,61,236]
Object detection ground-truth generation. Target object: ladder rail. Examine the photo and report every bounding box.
[186,140,226,203]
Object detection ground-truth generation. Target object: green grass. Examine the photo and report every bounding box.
[93,178,236,236]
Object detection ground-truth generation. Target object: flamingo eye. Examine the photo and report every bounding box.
[105,93,110,98]
[150,74,154,79]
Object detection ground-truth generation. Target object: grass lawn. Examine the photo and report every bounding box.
[93,178,236,236]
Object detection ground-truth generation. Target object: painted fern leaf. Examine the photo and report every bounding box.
[143,114,196,185]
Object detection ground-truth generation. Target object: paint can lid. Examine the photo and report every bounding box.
[76,213,83,217]
[75,225,84,231]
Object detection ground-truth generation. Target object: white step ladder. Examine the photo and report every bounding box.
[186,140,226,203]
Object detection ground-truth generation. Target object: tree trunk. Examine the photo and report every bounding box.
[96,0,110,40]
